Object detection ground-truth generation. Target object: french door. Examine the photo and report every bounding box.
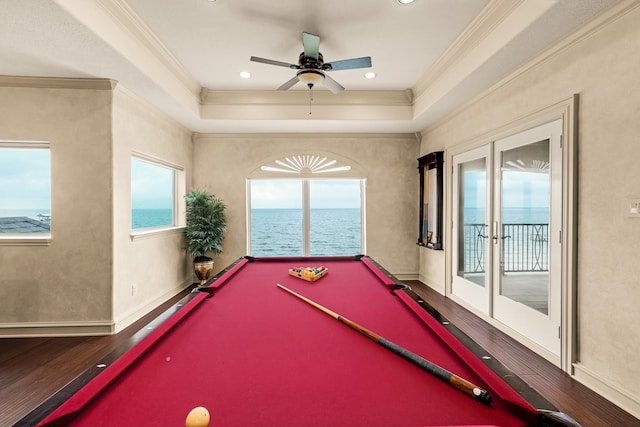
[452,120,563,357]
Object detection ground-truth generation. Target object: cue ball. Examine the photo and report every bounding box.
[185,406,210,427]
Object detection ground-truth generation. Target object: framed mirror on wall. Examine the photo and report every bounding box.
[417,151,443,250]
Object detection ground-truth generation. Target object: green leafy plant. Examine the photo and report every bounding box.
[184,190,227,262]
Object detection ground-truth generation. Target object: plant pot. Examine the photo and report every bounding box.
[193,258,214,285]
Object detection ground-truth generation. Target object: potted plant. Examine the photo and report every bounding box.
[184,190,227,285]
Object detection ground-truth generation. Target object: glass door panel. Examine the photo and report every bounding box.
[452,145,491,314]
[458,158,488,286]
[492,119,562,357]
[499,140,550,314]
[451,120,563,358]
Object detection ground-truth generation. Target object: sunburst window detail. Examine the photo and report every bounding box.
[261,155,351,175]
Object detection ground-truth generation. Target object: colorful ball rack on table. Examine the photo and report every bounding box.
[288,266,328,282]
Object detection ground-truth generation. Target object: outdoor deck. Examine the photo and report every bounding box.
[461,223,550,314]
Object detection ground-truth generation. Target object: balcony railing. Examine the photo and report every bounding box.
[460,223,549,273]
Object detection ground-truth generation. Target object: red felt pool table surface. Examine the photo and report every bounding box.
[36,256,540,427]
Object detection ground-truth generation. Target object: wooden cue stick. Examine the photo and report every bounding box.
[276,283,493,405]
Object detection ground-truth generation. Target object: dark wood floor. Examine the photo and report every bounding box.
[1,281,639,426]
[406,280,640,427]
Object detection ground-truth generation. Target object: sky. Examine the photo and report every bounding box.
[2,149,548,213]
[250,179,362,209]
[464,170,550,209]
[501,170,550,208]
[131,158,174,209]
[0,148,51,210]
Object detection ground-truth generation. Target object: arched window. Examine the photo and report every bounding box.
[247,153,366,256]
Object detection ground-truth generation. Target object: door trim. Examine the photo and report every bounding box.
[491,119,562,357]
[444,95,578,371]
[451,145,493,315]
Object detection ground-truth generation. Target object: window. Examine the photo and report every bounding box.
[250,180,303,256]
[248,153,365,256]
[0,141,51,236]
[309,180,362,255]
[131,156,182,231]
[249,179,363,256]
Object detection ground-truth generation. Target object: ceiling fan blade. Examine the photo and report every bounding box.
[325,56,372,71]
[278,75,300,91]
[250,56,299,69]
[302,32,320,60]
[322,74,345,94]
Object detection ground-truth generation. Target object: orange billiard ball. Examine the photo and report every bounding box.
[185,406,210,427]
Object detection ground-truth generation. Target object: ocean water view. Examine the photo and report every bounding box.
[0,209,172,231]
[463,206,549,224]
[251,208,361,256]
[130,208,362,256]
[132,208,173,229]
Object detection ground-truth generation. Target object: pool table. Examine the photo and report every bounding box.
[18,255,576,427]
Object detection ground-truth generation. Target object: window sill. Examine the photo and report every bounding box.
[130,226,184,241]
[0,235,52,246]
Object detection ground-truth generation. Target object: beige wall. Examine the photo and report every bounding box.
[0,85,114,334]
[0,82,194,336]
[192,134,420,277]
[111,86,193,332]
[419,3,640,416]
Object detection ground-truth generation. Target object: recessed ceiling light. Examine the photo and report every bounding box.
[397,0,415,4]
[364,72,376,79]
[240,71,251,79]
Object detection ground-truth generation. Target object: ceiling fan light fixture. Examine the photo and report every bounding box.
[297,70,324,89]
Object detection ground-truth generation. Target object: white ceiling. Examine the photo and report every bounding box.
[0,0,615,134]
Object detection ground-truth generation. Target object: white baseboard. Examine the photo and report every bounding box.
[417,274,446,295]
[393,272,419,281]
[573,362,640,420]
[0,279,193,338]
[0,321,114,337]
[112,278,193,333]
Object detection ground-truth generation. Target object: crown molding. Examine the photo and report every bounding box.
[53,0,201,113]
[200,89,412,106]
[193,132,416,140]
[0,75,116,90]
[114,84,192,135]
[199,89,413,121]
[96,0,199,93]
[423,0,640,135]
[413,0,521,95]
[200,103,412,121]
[411,0,556,116]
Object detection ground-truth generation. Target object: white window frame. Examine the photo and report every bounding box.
[246,152,367,256]
[246,178,366,256]
[130,152,185,240]
[0,140,52,246]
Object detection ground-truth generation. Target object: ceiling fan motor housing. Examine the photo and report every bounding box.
[298,52,323,69]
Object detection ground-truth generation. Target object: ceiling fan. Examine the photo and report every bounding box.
[250,32,372,94]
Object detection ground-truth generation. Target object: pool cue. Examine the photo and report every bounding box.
[276,283,492,405]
